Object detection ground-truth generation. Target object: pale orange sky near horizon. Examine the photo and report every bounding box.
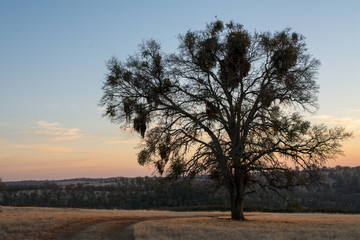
[0,117,359,181]
[1,1,359,181]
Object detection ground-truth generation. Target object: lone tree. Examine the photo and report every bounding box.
[100,21,351,220]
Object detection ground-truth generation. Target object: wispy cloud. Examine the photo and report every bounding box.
[0,152,11,159]
[103,136,139,145]
[307,115,360,135]
[38,147,74,153]
[0,142,76,154]
[35,121,82,141]
[105,139,136,145]
[347,108,360,114]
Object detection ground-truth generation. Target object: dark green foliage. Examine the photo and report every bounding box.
[0,177,227,209]
[133,104,149,138]
[221,30,251,89]
[0,178,4,190]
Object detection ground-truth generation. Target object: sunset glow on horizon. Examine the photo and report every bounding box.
[1,0,359,181]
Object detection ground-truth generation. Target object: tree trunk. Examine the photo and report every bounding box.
[229,179,246,220]
[230,192,245,220]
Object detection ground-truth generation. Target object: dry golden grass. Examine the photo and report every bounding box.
[0,206,226,240]
[0,206,118,240]
[1,207,359,240]
[133,212,360,240]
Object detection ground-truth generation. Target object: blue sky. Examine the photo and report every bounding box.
[1,0,359,181]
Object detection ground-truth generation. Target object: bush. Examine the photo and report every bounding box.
[286,201,303,210]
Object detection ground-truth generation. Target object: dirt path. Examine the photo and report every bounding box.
[55,216,168,240]
[64,219,137,240]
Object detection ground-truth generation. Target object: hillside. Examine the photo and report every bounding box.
[1,166,359,211]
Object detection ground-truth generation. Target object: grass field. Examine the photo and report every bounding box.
[134,213,360,240]
[0,206,359,240]
[0,206,225,239]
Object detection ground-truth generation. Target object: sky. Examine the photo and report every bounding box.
[0,0,359,181]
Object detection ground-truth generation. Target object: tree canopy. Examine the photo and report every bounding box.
[100,20,351,220]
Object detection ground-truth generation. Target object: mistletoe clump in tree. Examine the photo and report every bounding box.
[100,20,351,220]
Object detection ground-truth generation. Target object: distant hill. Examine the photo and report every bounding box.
[4,177,128,186]
[4,175,209,186]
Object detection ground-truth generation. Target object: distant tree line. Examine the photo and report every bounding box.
[0,166,359,211]
[246,166,360,210]
[0,177,227,209]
